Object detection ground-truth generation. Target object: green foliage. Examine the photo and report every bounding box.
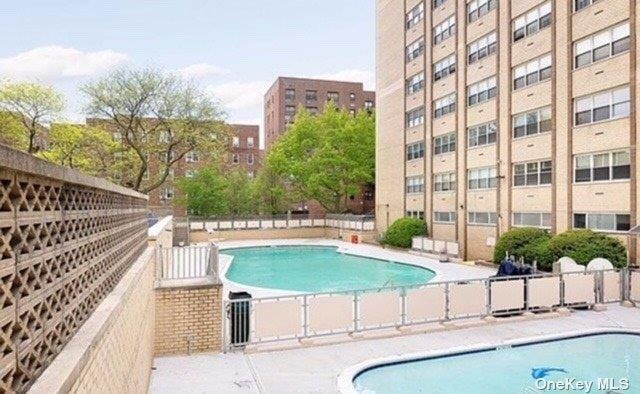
[252,160,295,214]
[493,227,551,265]
[266,104,375,212]
[0,112,28,150]
[381,218,428,248]
[175,164,230,217]
[226,168,255,216]
[494,228,627,271]
[82,67,230,193]
[0,82,64,153]
[544,229,627,269]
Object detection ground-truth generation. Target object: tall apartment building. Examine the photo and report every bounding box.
[264,77,376,149]
[376,0,638,262]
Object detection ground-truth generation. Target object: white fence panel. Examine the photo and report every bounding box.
[308,295,354,335]
[233,221,246,229]
[359,291,400,329]
[564,273,595,305]
[313,219,326,227]
[446,242,459,256]
[253,299,302,340]
[630,271,640,303]
[412,237,423,250]
[449,282,486,318]
[219,221,232,230]
[247,220,260,229]
[274,220,287,228]
[406,285,446,323]
[528,276,560,309]
[363,222,375,231]
[190,221,204,230]
[490,279,525,312]
[204,221,218,231]
[300,219,312,227]
[602,271,621,303]
[261,220,273,229]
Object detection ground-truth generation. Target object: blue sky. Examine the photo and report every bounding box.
[0,0,375,144]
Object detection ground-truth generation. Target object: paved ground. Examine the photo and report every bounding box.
[149,305,640,394]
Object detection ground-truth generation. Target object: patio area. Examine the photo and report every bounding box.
[149,305,640,393]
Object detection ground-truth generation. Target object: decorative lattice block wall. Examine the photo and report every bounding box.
[0,146,148,392]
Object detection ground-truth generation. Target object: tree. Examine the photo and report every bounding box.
[0,112,28,150]
[267,104,375,212]
[82,67,230,193]
[253,160,295,214]
[175,164,230,217]
[0,82,64,153]
[38,123,121,176]
[226,169,255,216]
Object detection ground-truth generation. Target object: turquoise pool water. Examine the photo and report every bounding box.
[353,333,639,393]
[223,246,435,292]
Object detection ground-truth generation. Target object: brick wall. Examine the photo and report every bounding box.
[154,284,223,356]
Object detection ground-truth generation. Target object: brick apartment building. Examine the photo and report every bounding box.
[86,118,261,216]
[263,77,376,215]
[376,0,637,261]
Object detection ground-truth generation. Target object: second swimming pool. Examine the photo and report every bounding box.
[223,245,435,293]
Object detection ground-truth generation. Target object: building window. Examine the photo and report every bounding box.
[232,136,240,147]
[513,2,551,42]
[434,15,456,44]
[162,150,175,163]
[307,106,318,115]
[574,23,630,69]
[574,213,630,232]
[232,153,240,164]
[513,212,551,228]
[434,55,456,81]
[407,38,425,62]
[327,92,340,105]
[185,151,199,163]
[185,170,197,179]
[248,171,255,179]
[434,172,456,192]
[468,0,496,23]
[142,170,149,180]
[434,212,456,223]
[468,167,497,190]
[468,212,498,225]
[285,88,295,101]
[407,72,425,95]
[434,93,456,118]
[434,133,456,155]
[513,107,552,138]
[407,210,425,220]
[574,150,630,183]
[406,2,425,29]
[406,141,425,161]
[575,0,602,12]
[365,100,374,110]
[574,86,630,126]
[285,106,296,123]
[406,176,425,194]
[433,0,447,8]
[406,106,425,128]
[467,77,497,106]
[162,187,174,200]
[349,92,356,101]
[306,90,317,103]
[349,109,356,116]
[247,137,254,148]
[468,121,497,148]
[468,31,497,64]
[513,160,552,186]
[513,54,552,90]
[247,154,254,165]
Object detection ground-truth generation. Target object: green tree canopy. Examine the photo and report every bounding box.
[0,82,64,153]
[82,67,231,193]
[267,104,375,212]
[252,159,295,215]
[175,164,230,217]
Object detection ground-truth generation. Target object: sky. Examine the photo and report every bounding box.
[0,0,375,147]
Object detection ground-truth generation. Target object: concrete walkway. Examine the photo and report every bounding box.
[149,305,640,394]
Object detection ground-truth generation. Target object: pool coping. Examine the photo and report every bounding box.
[215,239,462,298]
[337,327,640,394]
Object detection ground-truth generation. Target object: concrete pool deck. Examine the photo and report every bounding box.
[149,305,640,393]
[211,238,495,297]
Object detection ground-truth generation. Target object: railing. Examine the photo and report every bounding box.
[156,244,219,281]
[629,268,640,304]
[412,236,459,257]
[224,268,629,350]
[189,214,375,232]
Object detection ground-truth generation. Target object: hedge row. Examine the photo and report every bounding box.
[494,228,627,271]
[381,218,428,248]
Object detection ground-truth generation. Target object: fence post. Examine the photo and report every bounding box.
[208,242,219,282]
[485,279,491,316]
[302,295,309,338]
[353,292,360,333]
[400,287,407,327]
[444,282,450,321]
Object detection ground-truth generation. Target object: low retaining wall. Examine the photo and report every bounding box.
[190,227,378,244]
[154,282,223,356]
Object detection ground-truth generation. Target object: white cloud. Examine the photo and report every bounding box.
[178,63,228,79]
[207,81,271,110]
[312,69,375,90]
[0,46,128,81]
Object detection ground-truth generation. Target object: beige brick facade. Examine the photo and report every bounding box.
[376,0,639,262]
[154,284,223,356]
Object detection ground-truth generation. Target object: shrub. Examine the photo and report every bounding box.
[381,218,428,248]
[493,227,551,265]
[545,229,627,269]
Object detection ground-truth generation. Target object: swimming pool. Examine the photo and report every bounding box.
[351,332,638,393]
[223,246,435,293]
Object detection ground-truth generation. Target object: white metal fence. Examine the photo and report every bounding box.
[412,237,459,256]
[188,214,375,232]
[156,244,219,281]
[224,268,630,350]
